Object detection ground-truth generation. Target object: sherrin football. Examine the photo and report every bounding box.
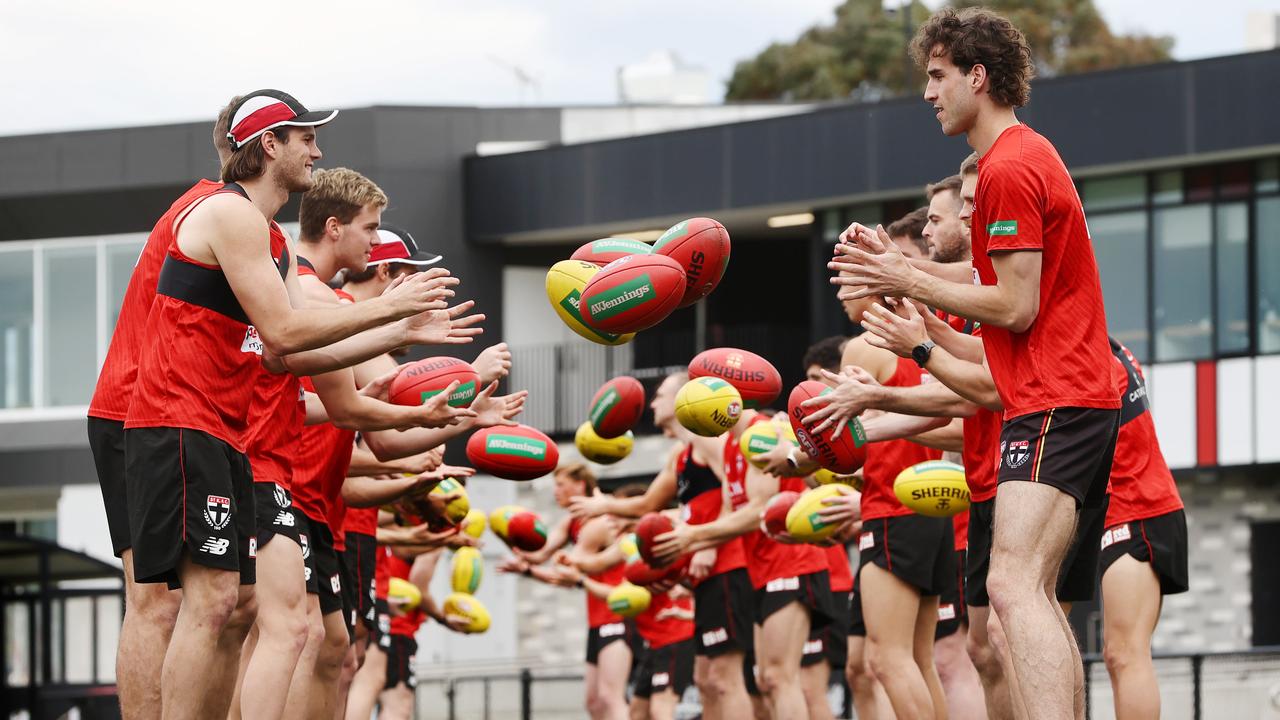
[443,593,491,633]
[894,460,970,517]
[588,376,646,438]
[675,377,743,437]
[618,532,640,562]
[571,237,653,266]
[606,583,652,618]
[545,260,636,346]
[429,478,470,527]
[739,421,798,471]
[389,357,481,408]
[812,469,863,491]
[688,347,782,409]
[624,554,689,586]
[488,505,527,539]
[635,513,675,566]
[763,491,801,536]
[580,254,686,334]
[652,217,731,307]
[506,511,549,552]
[451,546,483,594]
[461,508,487,539]
[785,484,856,543]
[387,577,422,613]
[787,381,867,474]
[575,422,634,465]
[466,425,559,481]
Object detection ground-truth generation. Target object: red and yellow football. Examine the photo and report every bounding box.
[787,381,867,474]
[652,217,731,307]
[688,347,782,409]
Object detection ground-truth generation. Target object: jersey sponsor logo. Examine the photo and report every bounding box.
[701,627,729,647]
[938,603,956,621]
[330,574,342,593]
[1005,440,1031,469]
[599,622,627,638]
[485,435,547,460]
[766,576,800,592]
[1100,523,1131,550]
[588,275,654,320]
[273,483,290,508]
[200,537,230,556]
[204,495,232,530]
[241,326,264,355]
[986,220,1018,236]
[274,511,296,528]
[858,532,874,550]
[248,537,257,558]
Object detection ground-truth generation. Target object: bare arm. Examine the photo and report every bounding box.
[862,413,951,443]
[568,447,680,520]
[908,417,965,452]
[303,391,328,425]
[518,516,574,565]
[342,475,433,508]
[909,257,974,284]
[573,543,627,576]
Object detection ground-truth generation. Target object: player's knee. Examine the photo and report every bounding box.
[1102,635,1146,676]
[756,657,795,697]
[966,632,1000,681]
[985,565,1033,618]
[864,639,907,685]
[133,584,181,627]
[224,592,259,636]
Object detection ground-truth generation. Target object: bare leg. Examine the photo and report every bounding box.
[595,639,634,720]
[1101,554,1163,720]
[934,625,986,720]
[910,596,946,720]
[345,641,387,720]
[116,551,182,720]
[700,650,753,720]
[377,683,414,720]
[304,611,352,720]
[965,607,1012,720]
[846,636,895,720]
[647,689,677,720]
[862,563,935,719]
[227,623,256,720]
[585,661,603,719]
[159,557,243,720]
[800,658,835,720]
[756,602,811,720]
[281,596,327,720]
[202,584,257,720]
[986,482,1079,720]
[239,538,308,720]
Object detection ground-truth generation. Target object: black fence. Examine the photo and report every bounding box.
[415,648,1280,720]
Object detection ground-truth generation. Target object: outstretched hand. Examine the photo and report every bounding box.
[861,300,929,359]
[830,224,920,300]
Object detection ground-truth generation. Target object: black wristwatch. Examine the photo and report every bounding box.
[911,340,936,368]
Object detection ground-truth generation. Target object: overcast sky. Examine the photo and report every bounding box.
[2,0,1276,136]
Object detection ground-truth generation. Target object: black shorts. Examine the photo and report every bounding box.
[935,550,967,639]
[337,545,358,642]
[857,514,955,597]
[343,532,379,635]
[384,634,417,690]
[965,498,995,607]
[744,648,761,697]
[632,643,654,699]
[371,598,392,650]
[125,426,256,586]
[802,626,827,667]
[254,482,302,550]
[848,576,866,637]
[585,621,634,665]
[998,407,1120,509]
[648,639,695,696]
[754,570,836,631]
[88,417,131,558]
[825,591,851,668]
[1057,495,1110,603]
[299,514,344,616]
[693,568,755,657]
[1100,510,1189,595]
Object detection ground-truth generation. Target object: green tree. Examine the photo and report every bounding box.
[725,0,1174,101]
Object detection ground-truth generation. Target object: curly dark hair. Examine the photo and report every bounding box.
[803,336,849,374]
[910,7,1034,109]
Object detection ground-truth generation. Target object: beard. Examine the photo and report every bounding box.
[931,234,970,264]
[276,161,313,193]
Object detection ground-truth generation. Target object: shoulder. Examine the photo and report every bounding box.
[840,335,896,381]
[299,272,340,305]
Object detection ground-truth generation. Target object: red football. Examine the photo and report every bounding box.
[688,348,782,409]
[570,237,654,266]
[465,425,560,481]
[389,357,481,408]
[580,254,686,334]
[506,511,548,551]
[652,217,731,307]
[763,491,801,536]
[624,554,689,586]
[588,376,646,439]
[635,513,676,566]
[787,381,867,474]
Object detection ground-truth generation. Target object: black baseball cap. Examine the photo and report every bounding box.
[368,225,443,266]
[226,89,338,150]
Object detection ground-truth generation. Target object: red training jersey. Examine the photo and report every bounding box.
[861,358,943,521]
[124,190,290,452]
[90,180,224,421]
[674,445,746,584]
[568,518,627,628]
[245,369,304,489]
[376,545,392,599]
[1106,339,1183,526]
[972,124,1119,418]
[952,510,969,552]
[387,551,425,637]
[634,592,694,649]
[292,376,356,547]
[825,544,853,592]
[344,506,380,538]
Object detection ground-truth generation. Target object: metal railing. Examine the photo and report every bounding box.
[414,648,1280,720]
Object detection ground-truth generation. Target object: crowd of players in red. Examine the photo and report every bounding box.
[90,6,1187,720]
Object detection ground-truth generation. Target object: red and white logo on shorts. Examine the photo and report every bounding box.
[204,495,232,530]
[1005,440,1031,469]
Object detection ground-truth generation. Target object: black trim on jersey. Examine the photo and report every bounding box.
[675,446,721,505]
[1110,337,1149,427]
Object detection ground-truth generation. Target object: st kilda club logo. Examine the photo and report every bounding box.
[205,495,232,530]
[1005,440,1031,469]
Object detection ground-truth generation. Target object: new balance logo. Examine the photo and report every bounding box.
[274,511,296,528]
[330,574,342,593]
[200,537,230,556]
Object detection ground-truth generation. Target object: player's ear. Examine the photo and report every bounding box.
[325,215,342,240]
[969,63,987,94]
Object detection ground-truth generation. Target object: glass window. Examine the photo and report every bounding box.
[1215,203,1250,354]
[43,245,98,406]
[1082,174,1146,212]
[843,202,881,229]
[1152,170,1183,206]
[821,208,843,243]
[1259,158,1280,194]
[1218,162,1252,199]
[1259,197,1280,353]
[1184,166,1215,203]
[106,240,145,332]
[0,249,34,409]
[1091,212,1150,360]
[1153,205,1212,361]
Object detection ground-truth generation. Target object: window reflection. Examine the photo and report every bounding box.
[0,250,34,409]
[1153,205,1212,361]
[1215,203,1249,354]
[1092,211,1150,360]
[44,246,98,406]
[1259,198,1280,353]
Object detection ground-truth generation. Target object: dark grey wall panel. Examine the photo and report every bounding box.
[1194,53,1280,154]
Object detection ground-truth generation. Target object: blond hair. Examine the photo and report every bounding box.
[299,168,389,240]
[959,152,980,177]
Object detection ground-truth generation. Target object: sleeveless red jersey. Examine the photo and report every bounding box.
[376,545,392,599]
[674,445,746,584]
[1106,339,1183,526]
[723,420,826,589]
[90,180,224,421]
[387,551,425,637]
[124,189,290,452]
[825,544,853,592]
[567,518,627,628]
[245,370,304,489]
[952,510,969,552]
[861,359,943,521]
[344,506,379,537]
[634,592,694,649]
[292,375,356,544]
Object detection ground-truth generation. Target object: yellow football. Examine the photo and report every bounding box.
[430,478,470,525]
[461,508,487,539]
[739,421,798,470]
[488,505,527,540]
[894,460,970,517]
[443,592,491,633]
[451,546,483,594]
[785,484,856,543]
[574,422,635,464]
[546,260,637,346]
[606,583,652,618]
[618,532,640,562]
[675,377,743,437]
[387,577,422,613]
[812,468,863,490]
